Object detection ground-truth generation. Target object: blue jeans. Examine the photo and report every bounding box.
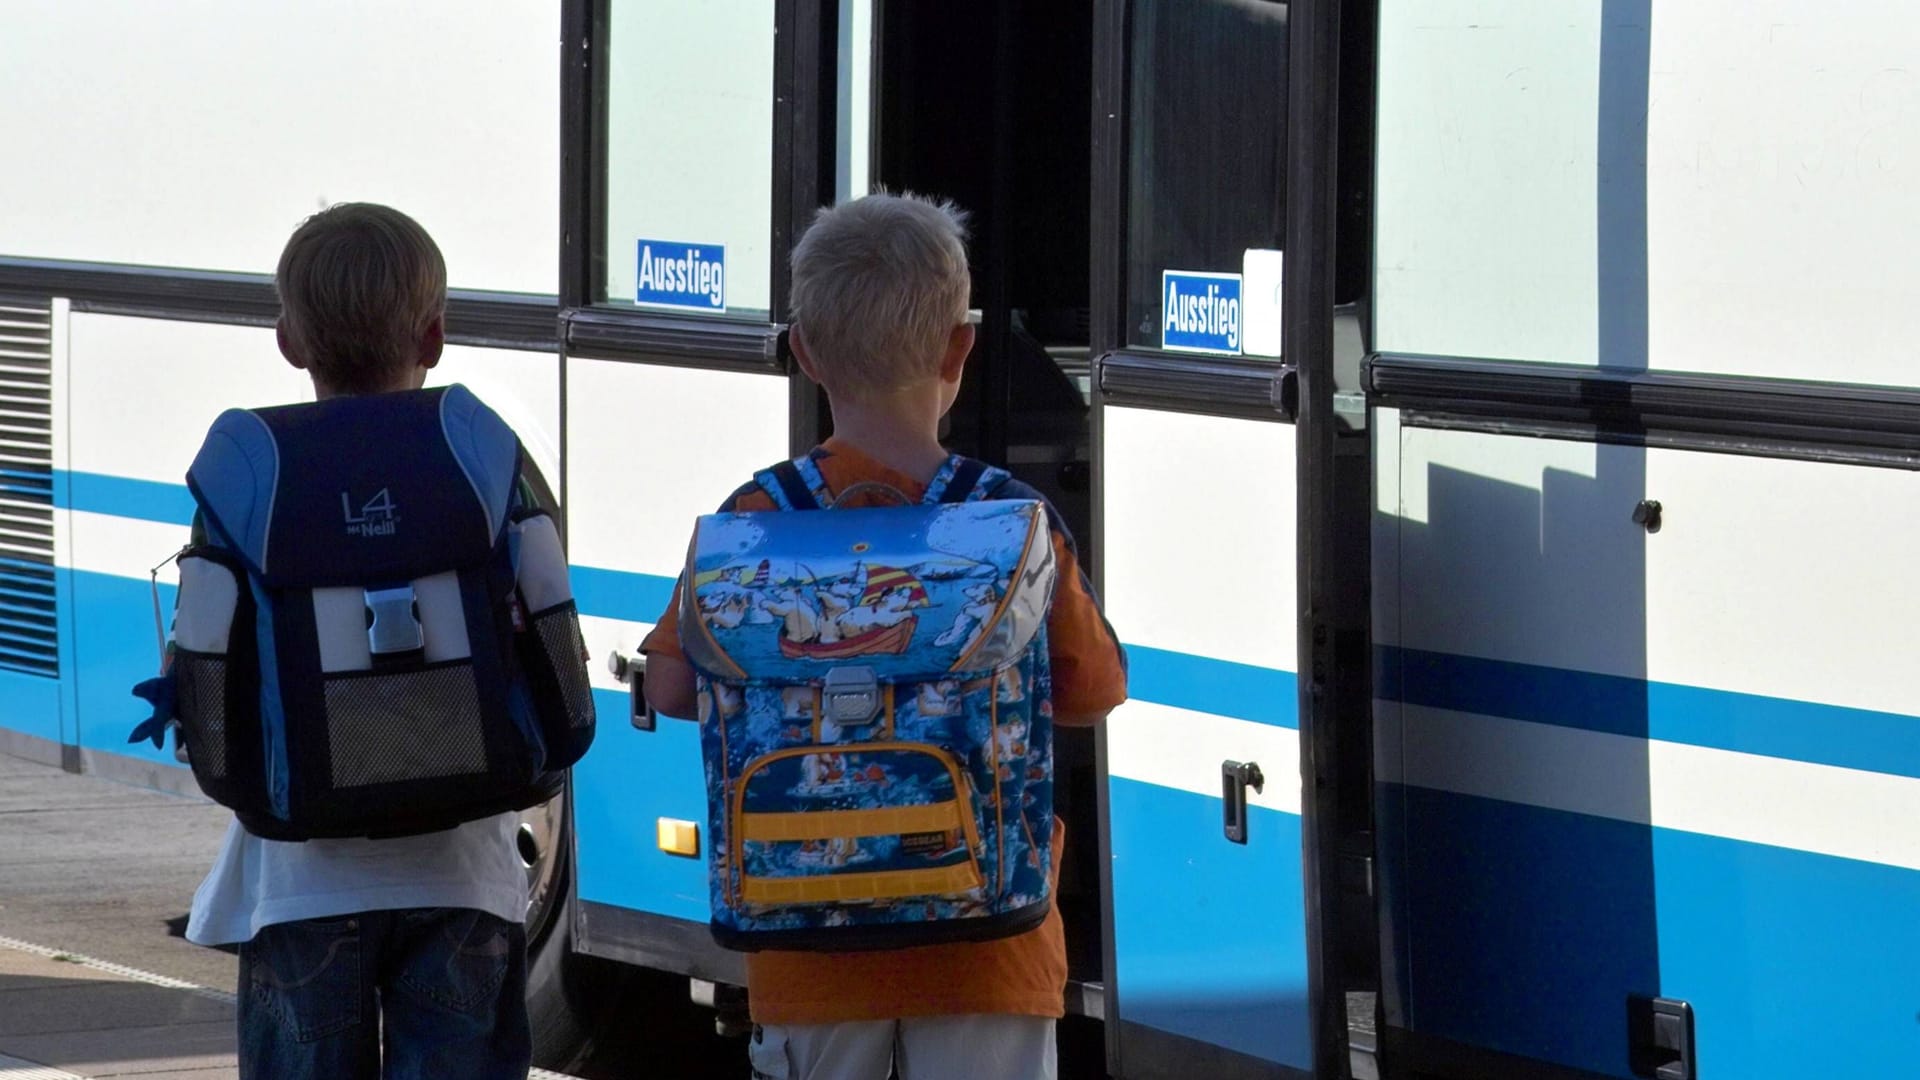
[237,908,530,1080]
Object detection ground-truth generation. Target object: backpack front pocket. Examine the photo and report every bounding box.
[731,742,985,909]
[318,662,492,789]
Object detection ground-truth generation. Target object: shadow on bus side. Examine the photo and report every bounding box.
[1378,4,1659,1078]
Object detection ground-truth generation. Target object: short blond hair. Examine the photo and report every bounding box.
[274,203,447,393]
[789,193,971,399]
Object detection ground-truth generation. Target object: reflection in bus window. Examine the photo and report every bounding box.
[1125,0,1288,353]
[603,0,775,317]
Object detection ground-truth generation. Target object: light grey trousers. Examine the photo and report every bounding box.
[747,1015,1058,1080]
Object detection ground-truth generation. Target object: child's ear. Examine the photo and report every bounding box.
[939,322,975,384]
[790,323,825,385]
[419,314,445,371]
[276,318,308,371]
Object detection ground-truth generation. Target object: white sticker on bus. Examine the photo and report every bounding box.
[1242,248,1284,358]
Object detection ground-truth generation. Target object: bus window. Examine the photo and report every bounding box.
[1125,0,1288,357]
[602,0,775,319]
[0,1,555,295]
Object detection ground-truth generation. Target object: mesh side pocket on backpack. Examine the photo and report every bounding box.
[323,664,490,789]
[173,650,228,780]
[531,602,594,730]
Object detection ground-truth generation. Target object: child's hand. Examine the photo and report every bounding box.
[642,652,700,720]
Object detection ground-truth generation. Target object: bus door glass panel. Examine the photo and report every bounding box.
[570,0,785,925]
[1100,2,1310,1076]
[1125,0,1286,358]
[601,0,775,317]
[836,0,875,202]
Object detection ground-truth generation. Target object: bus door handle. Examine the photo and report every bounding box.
[1222,760,1265,844]
[608,649,653,731]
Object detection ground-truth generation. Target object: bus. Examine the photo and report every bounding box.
[3,2,1917,1078]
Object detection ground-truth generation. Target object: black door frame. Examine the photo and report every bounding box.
[1286,0,1355,1076]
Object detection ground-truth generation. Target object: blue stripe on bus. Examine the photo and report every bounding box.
[57,471,197,526]
[565,565,1302,729]
[0,662,63,747]
[1108,776,1312,1068]
[572,686,712,922]
[34,488,1919,783]
[1387,783,1920,1079]
[68,569,178,761]
[1380,646,1920,781]
[570,565,677,626]
[1124,644,1297,728]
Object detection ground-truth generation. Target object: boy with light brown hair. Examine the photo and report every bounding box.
[181,203,535,1080]
[643,192,1127,1080]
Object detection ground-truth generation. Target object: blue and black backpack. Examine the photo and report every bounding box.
[131,385,595,840]
[681,454,1059,951]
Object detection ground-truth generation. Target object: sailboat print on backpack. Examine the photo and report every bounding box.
[680,454,1059,952]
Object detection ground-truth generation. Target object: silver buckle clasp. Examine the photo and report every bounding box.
[821,667,881,726]
[365,585,424,656]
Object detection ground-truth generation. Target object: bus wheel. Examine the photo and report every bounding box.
[521,779,637,1072]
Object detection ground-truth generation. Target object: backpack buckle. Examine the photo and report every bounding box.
[364,584,424,657]
[821,667,881,726]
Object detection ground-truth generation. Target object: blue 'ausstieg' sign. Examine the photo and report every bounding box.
[636,240,726,312]
[1161,270,1243,354]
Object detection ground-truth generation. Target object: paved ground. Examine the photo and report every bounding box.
[0,753,236,1078]
[0,752,1109,1079]
[0,754,595,1080]
[0,942,237,1079]
[0,754,236,992]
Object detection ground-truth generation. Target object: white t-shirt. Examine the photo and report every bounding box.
[185,811,529,946]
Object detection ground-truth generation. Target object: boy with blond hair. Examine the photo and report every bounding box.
[181,203,534,1080]
[643,192,1127,1080]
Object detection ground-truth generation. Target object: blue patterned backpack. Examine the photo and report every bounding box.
[681,454,1059,951]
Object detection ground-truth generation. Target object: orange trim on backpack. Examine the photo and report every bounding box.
[730,742,983,901]
[741,862,981,905]
[739,801,963,842]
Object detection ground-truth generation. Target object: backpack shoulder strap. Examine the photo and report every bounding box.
[437,384,520,542]
[969,463,1015,501]
[752,455,833,511]
[924,455,1013,504]
[185,407,279,571]
[924,455,1007,504]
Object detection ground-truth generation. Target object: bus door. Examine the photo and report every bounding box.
[1089,2,1374,1075]
[567,0,1115,1023]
